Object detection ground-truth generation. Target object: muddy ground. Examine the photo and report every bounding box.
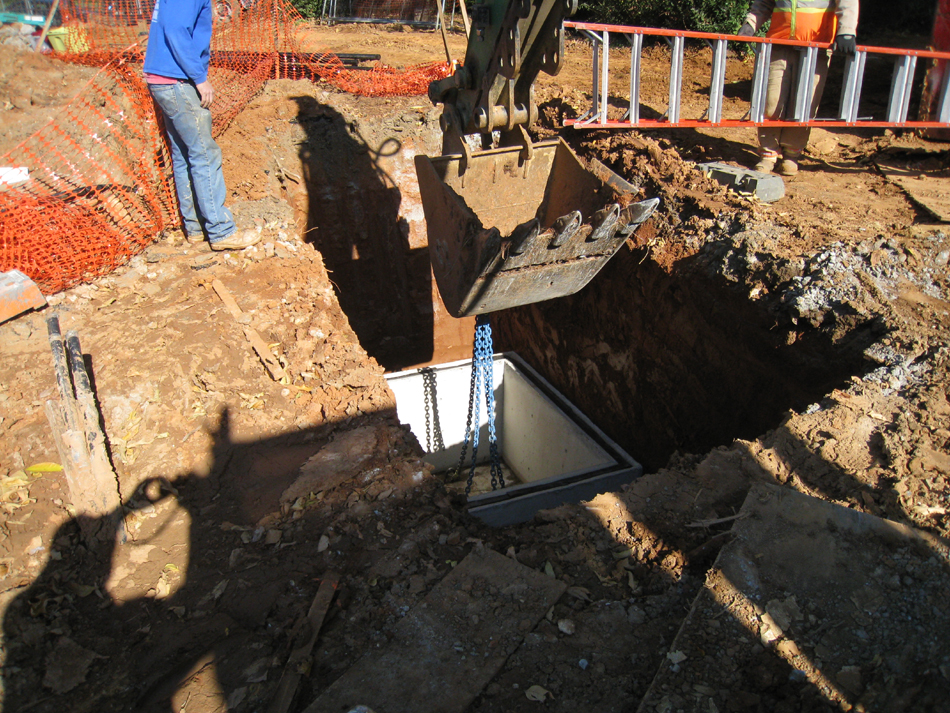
[2,22,950,713]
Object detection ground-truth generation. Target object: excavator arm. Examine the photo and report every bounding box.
[414,0,658,318]
[429,0,573,151]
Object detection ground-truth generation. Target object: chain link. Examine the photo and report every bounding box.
[456,314,504,496]
[420,367,444,453]
[455,346,479,495]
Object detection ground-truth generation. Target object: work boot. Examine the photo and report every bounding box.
[186,232,205,244]
[776,158,799,177]
[754,156,777,174]
[210,228,262,251]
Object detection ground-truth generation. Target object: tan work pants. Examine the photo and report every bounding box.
[758,44,832,159]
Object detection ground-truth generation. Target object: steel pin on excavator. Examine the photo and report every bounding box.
[414,0,659,317]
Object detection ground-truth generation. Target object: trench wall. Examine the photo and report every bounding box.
[494,247,877,472]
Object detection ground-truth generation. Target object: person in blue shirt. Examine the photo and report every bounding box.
[143,0,260,250]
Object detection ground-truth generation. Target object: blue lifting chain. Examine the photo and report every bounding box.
[455,314,505,496]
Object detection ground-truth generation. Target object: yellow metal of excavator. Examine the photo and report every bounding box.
[415,0,658,318]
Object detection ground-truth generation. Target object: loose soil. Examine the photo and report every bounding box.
[2,22,950,713]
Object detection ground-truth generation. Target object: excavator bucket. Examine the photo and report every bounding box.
[415,137,659,318]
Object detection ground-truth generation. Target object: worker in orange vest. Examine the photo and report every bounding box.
[739,0,860,176]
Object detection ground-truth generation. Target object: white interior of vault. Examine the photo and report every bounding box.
[385,354,620,493]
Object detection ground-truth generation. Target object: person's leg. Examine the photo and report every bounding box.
[756,45,797,172]
[155,82,237,244]
[778,48,832,174]
[149,84,204,239]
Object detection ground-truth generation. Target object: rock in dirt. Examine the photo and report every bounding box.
[280,426,380,502]
[42,636,100,694]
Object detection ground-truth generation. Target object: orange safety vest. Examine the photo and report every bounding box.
[766,0,838,43]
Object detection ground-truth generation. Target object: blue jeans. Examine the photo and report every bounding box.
[148,82,236,243]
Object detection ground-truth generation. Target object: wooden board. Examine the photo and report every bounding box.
[303,547,566,713]
[267,572,339,713]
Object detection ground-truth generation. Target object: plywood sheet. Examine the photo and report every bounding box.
[304,547,567,713]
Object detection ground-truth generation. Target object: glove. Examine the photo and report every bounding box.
[833,34,856,55]
[737,22,755,37]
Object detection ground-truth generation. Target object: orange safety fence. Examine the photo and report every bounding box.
[0,53,178,294]
[0,0,450,294]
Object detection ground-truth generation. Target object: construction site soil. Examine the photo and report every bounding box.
[2,23,950,713]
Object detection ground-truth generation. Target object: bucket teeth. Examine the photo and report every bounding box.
[618,198,661,237]
[588,204,621,242]
[414,138,659,317]
[509,218,541,256]
[549,210,582,248]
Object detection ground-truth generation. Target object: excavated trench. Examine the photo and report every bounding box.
[293,108,878,475]
[493,245,879,472]
[322,217,877,476]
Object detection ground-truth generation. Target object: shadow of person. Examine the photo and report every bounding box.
[291,94,435,370]
[128,406,284,713]
[2,408,249,713]
[1,503,152,711]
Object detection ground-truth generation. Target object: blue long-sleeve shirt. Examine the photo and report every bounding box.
[143,0,213,84]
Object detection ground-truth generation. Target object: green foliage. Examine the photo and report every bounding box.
[290,0,322,19]
[577,0,938,37]
[576,0,751,34]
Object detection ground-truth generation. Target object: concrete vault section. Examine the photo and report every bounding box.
[385,353,642,526]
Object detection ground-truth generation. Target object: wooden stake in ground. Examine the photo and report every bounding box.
[34,0,61,53]
[435,0,453,65]
[44,316,122,543]
[458,0,470,37]
[211,279,288,382]
[267,572,339,713]
[65,331,121,513]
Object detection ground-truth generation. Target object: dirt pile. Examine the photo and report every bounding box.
[0,45,98,155]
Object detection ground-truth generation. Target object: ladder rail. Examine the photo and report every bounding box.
[667,35,684,124]
[599,29,610,126]
[749,42,772,123]
[574,28,602,125]
[937,60,950,123]
[564,21,950,131]
[708,38,728,124]
[838,50,867,122]
[790,46,819,122]
[887,54,918,124]
[624,32,643,125]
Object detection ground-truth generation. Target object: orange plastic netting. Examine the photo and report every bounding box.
[0,0,450,294]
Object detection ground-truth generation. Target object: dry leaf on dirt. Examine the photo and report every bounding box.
[25,462,62,473]
[566,585,591,602]
[1,470,30,498]
[525,685,553,701]
[68,582,96,598]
